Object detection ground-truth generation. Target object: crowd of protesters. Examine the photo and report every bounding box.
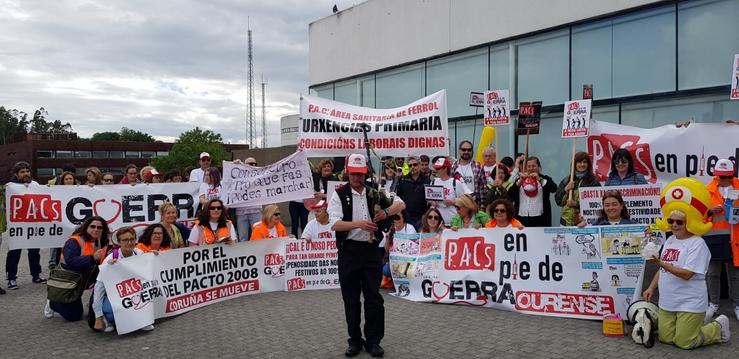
[2,135,737,350]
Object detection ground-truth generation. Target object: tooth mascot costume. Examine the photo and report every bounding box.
[642,177,730,349]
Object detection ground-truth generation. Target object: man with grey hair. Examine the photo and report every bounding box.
[481,147,498,187]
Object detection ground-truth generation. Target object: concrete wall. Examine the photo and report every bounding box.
[309,0,665,85]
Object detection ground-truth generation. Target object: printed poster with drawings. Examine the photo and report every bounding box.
[599,225,650,314]
[388,233,435,302]
[483,89,510,126]
[544,226,605,295]
[731,54,739,100]
[561,99,592,138]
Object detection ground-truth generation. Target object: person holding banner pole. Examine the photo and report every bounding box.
[328,153,405,358]
[605,149,647,186]
[188,199,236,246]
[555,152,600,226]
[48,171,78,270]
[5,161,45,291]
[703,159,739,322]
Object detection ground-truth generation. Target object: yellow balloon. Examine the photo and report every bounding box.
[475,126,496,163]
[656,177,713,236]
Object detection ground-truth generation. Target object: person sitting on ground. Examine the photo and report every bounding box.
[137,223,172,253]
[188,199,236,246]
[450,195,489,230]
[485,199,524,229]
[92,227,153,333]
[251,204,288,240]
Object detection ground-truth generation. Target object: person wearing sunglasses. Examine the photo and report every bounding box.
[643,210,730,349]
[420,208,445,234]
[485,199,524,229]
[450,195,489,230]
[188,152,212,183]
[704,158,739,322]
[46,216,110,321]
[605,149,647,186]
[92,226,152,333]
[188,199,236,246]
[101,172,115,185]
[451,140,486,208]
[251,204,288,241]
[395,156,431,230]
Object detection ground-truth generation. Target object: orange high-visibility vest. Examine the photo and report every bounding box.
[135,243,170,253]
[706,177,739,267]
[250,222,287,241]
[194,220,233,245]
[60,235,106,264]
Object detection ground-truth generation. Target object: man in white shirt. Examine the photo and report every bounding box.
[431,157,472,225]
[302,200,334,243]
[328,154,405,358]
[188,152,211,183]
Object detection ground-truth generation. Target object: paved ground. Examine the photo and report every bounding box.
[1,246,738,359]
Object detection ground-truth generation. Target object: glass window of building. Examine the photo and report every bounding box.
[678,0,739,90]
[375,63,425,109]
[92,151,108,158]
[516,30,569,106]
[37,168,55,176]
[489,45,510,96]
[360,76,375,108]
[110,168,123,175]
[56,150,72,158]
[36,150,54,158]
[140,151,155,158]
[313,84,334,100]
[622,95,739,128]
[109,151,124,158]
[74,150,91,158]
[156,151,169,157]
[612,6,676,97]
[572,20,613,100]
[125,151,140,158]
[334,79,359,105]
[427,48,488,118]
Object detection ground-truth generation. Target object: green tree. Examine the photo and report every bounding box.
[0,107,29,144]
[90,131,121,141]
[151,127,228,173]
[120,127,155,142]
[27,107,73,134]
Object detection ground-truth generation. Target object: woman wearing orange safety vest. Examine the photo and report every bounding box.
[45,216,110,321]
[137,223,172,253]
[250,204,288,240]
[704,158,739,322]
[188,199,236,246]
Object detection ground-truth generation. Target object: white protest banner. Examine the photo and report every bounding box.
[389,233,441,302]
[326,180,347,202]
[483,90,510,126]
[562,99,591,138]
[221,151,315,208]
[3,183,199,249]
[579,185,662,225]
[285,238,339,291]
[731,54,739,100]
[299,90,449,158]
[424,185,444,201]
[392,227,646,320]
[588,121,739,186]
[99,239,287,334]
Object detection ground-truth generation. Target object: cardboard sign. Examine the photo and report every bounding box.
[562,99,592,138]
[469,92,484,107]
[583,84,593,100]
[483,90,510,126]
[515,101,541,135]
[424,185,444,201]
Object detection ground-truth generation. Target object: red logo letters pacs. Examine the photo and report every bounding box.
[10,194,62,222]
[444,236,495,271]
[587,133,656,183]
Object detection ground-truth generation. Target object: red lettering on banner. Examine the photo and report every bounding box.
[287,278,306,291]
[514,291,615,317]
[165,280,259,313]
[318,231,333,239]
[661,248,680,262]
[587,133,656,183]
[116,278,143,297]
[444,236,495,271]
[9,194,62,222]
[264,253,284,266]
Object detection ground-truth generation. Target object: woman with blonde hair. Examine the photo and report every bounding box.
[85,167,103,185]
[158,202,188,249]
[251,204,288,240]
[450,195,489,230]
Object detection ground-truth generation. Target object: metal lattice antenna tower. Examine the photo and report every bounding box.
[261,74,267,148]
[246,22,256,148]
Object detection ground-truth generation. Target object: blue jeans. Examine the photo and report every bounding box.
[103,296,115,324]
[236,212,261,242]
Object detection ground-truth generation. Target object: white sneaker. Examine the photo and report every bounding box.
[716,314,731,343]
[141,324,155,331]
[705,303,719,323]
[104,320,115,333]
[43,300,53,319]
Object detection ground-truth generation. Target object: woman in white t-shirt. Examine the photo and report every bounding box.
[430,157,471,225]
[198,167,222,205]
[643,210,730,349]
[188,199,237,246]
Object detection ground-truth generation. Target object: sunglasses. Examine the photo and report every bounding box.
[666,218,684,226]
[89,225,103,230]
[427,215,440,220]
[614,158,629,165]
[247,162,257,166]
[273,213,281,217]
[201,158,211,161]
[460,148,473,152]
[103,178,114,182]
[209,206,223,211]
[493,209,507,214]
[719,175,733,179]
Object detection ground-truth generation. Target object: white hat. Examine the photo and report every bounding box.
[346,154,368,174]
[714,159,735,176]
[433,157,451,169]
[199,152,211,159]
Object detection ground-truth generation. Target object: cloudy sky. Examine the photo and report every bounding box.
[0,0,357,146]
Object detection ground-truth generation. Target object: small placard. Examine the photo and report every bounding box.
[424,185,444,201]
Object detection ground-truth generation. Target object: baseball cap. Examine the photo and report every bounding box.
[346,154,368,174]
[433,157,451,169]
[244,157,257,165]
[310,200,328,209]
[714,159,735,176]
[200,152,211,159]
